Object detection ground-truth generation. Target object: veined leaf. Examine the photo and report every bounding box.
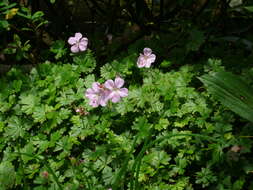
[0,161,16,189]
[21,143,35,163]
[33,105,46,123]
[19,93,40,114]
[199,71,253,122]
[244,6,253,12]
[5,116,26,139]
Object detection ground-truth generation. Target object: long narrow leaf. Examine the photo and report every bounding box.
[199,71,253,123]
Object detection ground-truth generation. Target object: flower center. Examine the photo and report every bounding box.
[144,55,149,60]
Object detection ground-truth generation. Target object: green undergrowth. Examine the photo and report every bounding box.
[0,51,253,190]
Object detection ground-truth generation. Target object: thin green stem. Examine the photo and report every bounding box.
[80,117,93,189]
[134,138,150,190]
[112,134,138,189]
[17,141,29,190]
[81,116,85,128]
[129,135,150,190]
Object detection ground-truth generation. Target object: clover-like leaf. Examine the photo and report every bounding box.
[0,161,16,189]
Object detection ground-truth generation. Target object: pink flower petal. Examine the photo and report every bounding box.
[100,98,107,106]
[80,37,88,44]
[143,48,152,56]
[75,32,82,41]
[86,94,97,100]
[68,37,77,45]
[145,54,156,68]
[85,88,94,97]
[149,54,156,63]
[118,88,128,97]
[89,99,99,107]
[103,89,111,99]
[137,55,146,68]
[71,44,79,53]
[115,77,124,88]
[79,38,88,50]
[79,43,87,51]
[111,94,121,103]
[104,80,115,90]
[92,82,101,92]
[145,62,151,68]
[86,77,128,106]
[145,59,152,68]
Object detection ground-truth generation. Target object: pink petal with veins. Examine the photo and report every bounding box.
[143,48,152,56]
[104,80,115,90]
[71,44,79,53]
[115,77,124,88]
[111,94,121,103]
[118,88,128,97]
[68,37,77,45]
[137,55,146,68]
[75,33,82,41]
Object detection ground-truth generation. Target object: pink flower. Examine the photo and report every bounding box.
[104,77,128,103]
[137,48,156,68]
[85,82,110,107]
[68,32,88,53]
[85,77,128,108]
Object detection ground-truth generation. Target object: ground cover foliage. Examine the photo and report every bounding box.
[1,0,253,190]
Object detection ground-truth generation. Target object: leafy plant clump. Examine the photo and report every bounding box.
[0,42,252,190]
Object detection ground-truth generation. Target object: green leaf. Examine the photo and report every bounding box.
[100,64,117,79]
[21,143,35,163]
[12,80,22,92]
[73,50,96,73]
[84,74,95,88]
[154,118,170,131]
[144,149,171,167]
[232,179,245,190]
[102,166,113,185]
[55,136,73,152]
[19,93,40,114]
[160,60,172,68]
[0,161,16,189]
[0,3,17,12]
[31,11,44,20]
[199,71,253,122]
[56,89,77,106]
[33,106,46,123]
[244,6,253,12]
[5,116,26,139]
[132,117,150,138]
[195,167,217,188]
[50,40,66,60]
[0,20,9,30]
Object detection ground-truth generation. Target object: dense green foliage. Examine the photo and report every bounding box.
[0,52,253,189]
